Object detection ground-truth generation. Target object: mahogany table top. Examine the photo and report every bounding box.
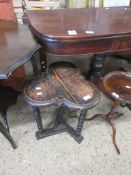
[27,7,131,41]
[0,20,41,79]
[27,7,131,55]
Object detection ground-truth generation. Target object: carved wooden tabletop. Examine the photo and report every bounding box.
[27,7,131,55]
[25,63,100,109]
[0,20,41,79]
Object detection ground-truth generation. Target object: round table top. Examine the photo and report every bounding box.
[103,71,131,104]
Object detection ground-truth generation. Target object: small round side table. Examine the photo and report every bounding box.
[86,71,131,154]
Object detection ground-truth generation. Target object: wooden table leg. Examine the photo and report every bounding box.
[86,101,123,154]
[106,118,120,154]
[76,109,88,136]
[32,106,86,143]
[86,54,106,81]
[39,49,47,72]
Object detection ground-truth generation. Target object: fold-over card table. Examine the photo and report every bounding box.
[27,7,131,78]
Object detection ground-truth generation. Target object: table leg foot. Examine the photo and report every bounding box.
[106,118,120,154]
[86,102,122,154]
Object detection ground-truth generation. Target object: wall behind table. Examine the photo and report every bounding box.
[64,0,131,8]
[0,1,16,20]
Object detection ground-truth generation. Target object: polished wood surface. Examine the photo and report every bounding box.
[0,66,26,91]
[87,71,131,154]
[25,62,100,143]
[0,0,25,91]
[0,20,41,80]
[25,62,100,109]
[27,7,131,55]
[103,71,131,104]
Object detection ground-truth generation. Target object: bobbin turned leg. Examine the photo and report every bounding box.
[31,106,88,143]
[76,109,88,136]
[32,106,44,139]
[39,50,47,72]
[54,107,86,144]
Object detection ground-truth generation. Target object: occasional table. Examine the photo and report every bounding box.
[0,19,41,148]
[86,71,131,154]
[24,62,100,143]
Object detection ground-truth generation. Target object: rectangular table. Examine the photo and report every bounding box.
[27,7,131,78]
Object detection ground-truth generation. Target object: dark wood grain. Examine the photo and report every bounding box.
[25,62,100,109]
[0,20,41,79]
[27,7,131,55]
[24,62,100,142]
[103,71,131,104]
[0,1,25,91]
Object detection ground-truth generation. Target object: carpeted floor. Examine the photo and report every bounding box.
[0,54,131,175]
[0,93,131,175]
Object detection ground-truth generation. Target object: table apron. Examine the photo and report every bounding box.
[37,36,131,55]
